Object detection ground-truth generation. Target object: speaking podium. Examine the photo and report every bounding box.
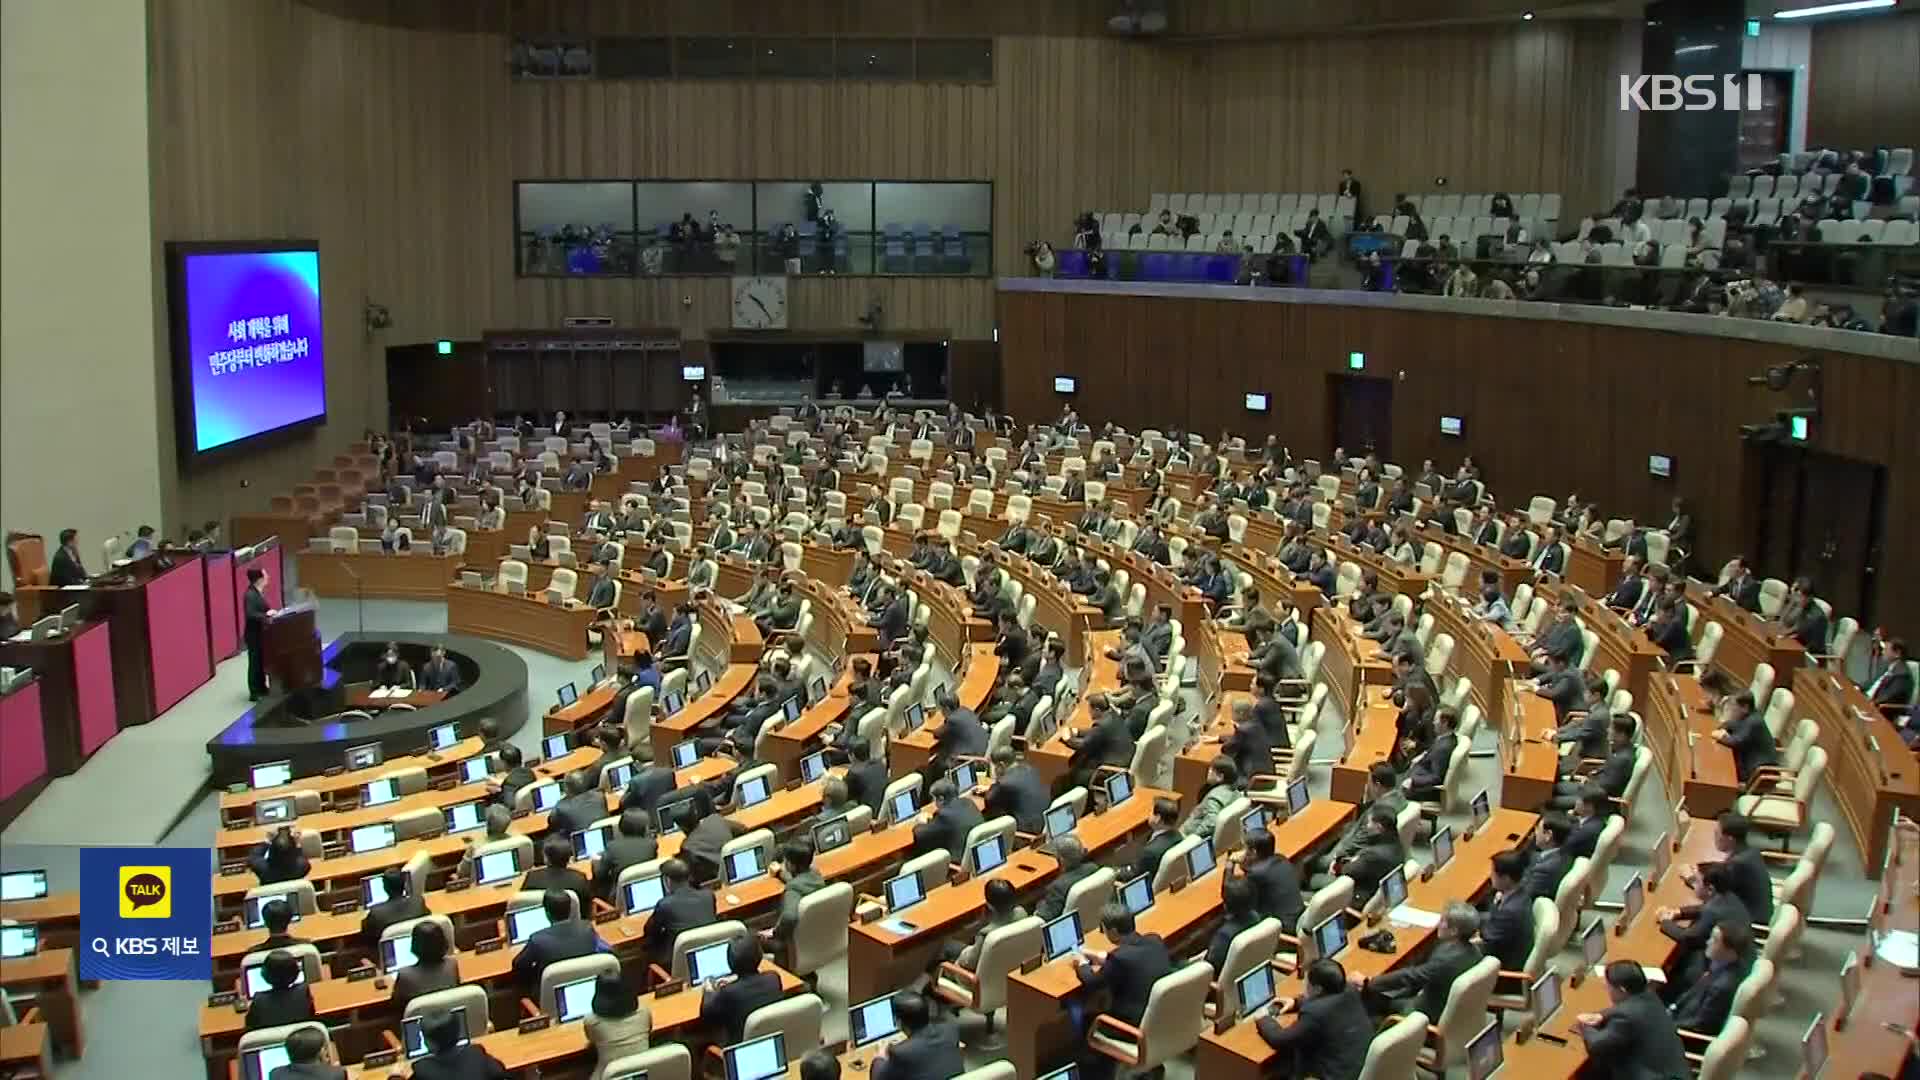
[263,605,322,692]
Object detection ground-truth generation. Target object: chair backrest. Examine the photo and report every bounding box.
[1153,836,1204,892]
[788,883,854,976]
[1299,877,1354,934]
[1522,896,1560,976]
[1759,902,1803,970]
[1066,867,1116,933]
[1432,956,1501,1065]
[954,1064,1018,1080]
[402,983,491,1029]
[1213,918,1284,1002]
[967,916,1045,1013]
[601,1043,693,1080]
[1791,746,1829,807]
[1130,960,1216,1068]
[235,1021,331,1058]
[240,942,324,987]
[1210,796,1253,854]
[1129,724,1170,790]
[669,920,750,980]
[1694,1017,1751,1080]
[245,880,319,916]
[1729,958,1775,1022]
[742,992,826,1052]
[537,952,620,1017]
[1358,1010,1431,1080]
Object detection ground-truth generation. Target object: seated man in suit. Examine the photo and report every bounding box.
[677,795,745,887]
[592,809,659,902]
[1037,837,1098,921]
[1683,811,1773,925]
[359,867,426,952]
[1239,827,1305,933]
[641,858,716,970]
[1254,958,1373,1080]
[258,898,304,952]
[1309,764,1405,887]
[911,779,985,860]
[1181,756,1241,841]
[416,645,459,693]
[1132,797,1184,881]
[49,528,87,586]
[982,746,1049,834]
[1530,653,1588,721]
[1526,598,1584,671]
[869,584,909,650]
[1867,637,1914,709]
[1478,852,1536,971]
[266,1026,346,1080]
[1710,556,1764,613]
[1657,862,1753,989]
[1565,785,1611,859]
[1336,804,1407,906]
[1522,814,1576,901]
[1073,903,1173,1047]
[509,888,608,991]
[698,935,785,1044]
[1710,690,1778,785]
[872,991,963,1080]
[1208,877,1262,975]
[1670,921,1750,1036]
[1404,706,1461,801]
[1780,576,1829,652]
[547,769,609,840]
[950,877,1027,972]
[1606,556,1649,613]
[245,949,317,1031]
[1361,900,1483,1022]
[409,1007,512,1080]
[1574,962,1691,1080]
[522,833,594,919]
[845,740,892,815]
[1548,714,1638,811]
[1546,672,1612,771]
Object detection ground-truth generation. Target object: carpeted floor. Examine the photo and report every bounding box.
[0,591,1873,1077]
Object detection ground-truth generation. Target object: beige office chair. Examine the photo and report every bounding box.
[1209,796,1254,855]
[1551,856,1593,939]
[465,835,533,878]
[390,806,443,842]
[244,880,319,917]
[239,943,324,989]
[1754,903,1803,1006]
[1065,868,1117,936]
[881,772,924,824]
[400,984,490,1029]
[1770,822,1833,930]
[1153,836,1205,893]
[1085,959,1214,1073]
[1726,958,1776,1059]
[1680,1015,1751,1080]
[1359,1011,1431,1080]
[1487,898,1560,1014]
[1735,746,1827,846]
[933,915,1044,1038]
[235,1022,332,1065]
[653,920,749,985]
[1128,725,1170,790]
[622,686,655,756]
[1412,955,1499,1073]
[1583,818,1627,901]
[601,1045,691,1080]
[786,883,854,980]
[963,817,1018,871]
[1278,878,1353,970]
[736,994,825,1059]
[378,911,455,967]
[524,953,620,1019]
[1206,920,1284,1017]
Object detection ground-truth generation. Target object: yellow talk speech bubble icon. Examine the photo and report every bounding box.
[119,865,171,919]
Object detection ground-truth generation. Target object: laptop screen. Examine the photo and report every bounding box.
[813,818,852,854]
[1186,838,1216,880]
[1531,970,1562,1027]
[245,894,303,929]
[460,757,491,784]
[0,925,38,959]
[1650,832,1672,884]
[1287,777,1311,815]
[970,834,1007,875]
[810,676,828,704]
[1380,865,1408,910]
[689,940,733,982]
[850,993,899,1048]
[949,761,978,794]
[623,875,666,913]
[1045,804,1077,839]
[1042,911,1084,960]
[556,976,597,1022]
[346,743,384,770]
[530,781,563,811]
[782,696,803,723]
[799,752,828,783]
[350,822,396,854]
[402,1007,468,1059]
[544,733,571,758]
[476,849,519,885]
[1580,918,1607,966]
[1466,1019,1504,1080]
[591,663,607,685]
[573,825,613,860]
[722,1033,787,1080]
[656,797,696,835]
[603,760,634,790]
[1470,790,1491,828]
[1104,771,1132,807]
[890,789,917,823]
[382,933,419,971]
[1241,805,1269,841]
[1620,873,1645,928]
[884,871,925,912]
[508,906,553,944]
[250,760,292,790]
[737,775,771,808]
[1312,913,1345,962]
[243,959,306,997]
[242,1044,292,1080]
[1431,825,1454,870]
[725,846,768,885]
[1120,873,1153,915]
[362,874,401,908]
[1036,1068,1082,1080]
[672,740,700,768]
[697,670,714,694]
[0,870,47,902]
[904,703,925,731]
[1236,963,1277,1017]
[428,723,458,750]
[557,684,578,707]
[363,778,399,807]
[255,797,294,825]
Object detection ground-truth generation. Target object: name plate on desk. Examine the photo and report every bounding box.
[518,1016,552,1034]
[361,1050,400,1068]
[446,878,472,893]
[214,918,242,935]
[207,991,239,1007]
[347,966,377,982]
[592,908,620,925]
[219,863,248,877]
[331,899,360,915]
[475,936,504,953]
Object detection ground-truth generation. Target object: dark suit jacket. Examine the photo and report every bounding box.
[593,834,659,899]
[1070,712,1135,772]
[1254,988,1373,1080]
[510,919,602,989]
[1245,855,1305,931]
[1592,747,1637,798]
[390,955,459,1017]
[1791,603,1829,652]
[49,547,86,587]
[1662,892,1751,958]
[548,791,608,840]
[359,895,427,949]
[937,709,989,757]
[913,800,985,859]
[1522,846,1573,902]
[1037,862,1100,921]
[619,767,680,817]
[1408,732,1457,790]
[1718,576,1763,613]
[1134,828,1182,881]
[406,1045,512,1080]
[521,866,594,921]
[872,1021,965,1080]
[1341,835,1406,902]
[1722,846,1773,924]
[1481,890,1535,971]
[1870,661,1915,707]
[1372,938,1482,1023]
[418,658,459,692]
[875,598,909,645]
[268,1063,347,1080]
[1722,712,1778,783]
[1606,575,1647,612]
[1075,932,1172,1025]
[699,970,785,1043]
[1566,813,1607,860]
[847,760,891,814]
[1578,989,1691,1080]
[1207,915,1258,975]
[984,765,1049,833]
[1671,958,1744,1035]
[244,985,316,1030]
[641,886,717,967]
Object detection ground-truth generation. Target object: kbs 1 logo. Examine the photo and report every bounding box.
[1619,73,1763,112]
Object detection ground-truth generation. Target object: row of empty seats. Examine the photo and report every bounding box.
[1146,191,1352,217]
[1370,213,1541,244]
[1399,191,1562,222]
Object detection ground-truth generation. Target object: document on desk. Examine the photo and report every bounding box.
[1592,963,1666,983]
[1388,905,1443,929]
[878,917,918,937]
[370,687,394,700]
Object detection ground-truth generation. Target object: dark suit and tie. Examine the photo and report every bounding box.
[984,764,1049,833]
[1480,889,1535,971]
[509,917,603,990]
[912,799,985,860]
[1245,855,1305,932]
[49,545,86,587]
[1368,938,1481,1022]
[871,1020,965,1080]
[1577,988,1691,1080]
[640,886,717,968]
[418,657,459,692]
[1254,987,1373,1080]
[1670,958,1745,1035]
[1075,932,1173,1026]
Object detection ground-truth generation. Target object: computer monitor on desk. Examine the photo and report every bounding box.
[720,1032,787,1080]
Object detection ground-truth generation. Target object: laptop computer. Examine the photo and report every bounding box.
[884,871,926,913]
[622,874,666,914]
[1042,910,1085,961]
[345,743,384,770]
[555,975,597,1022]
[0,924,39,959]
[380,932,420,972]
[350,822,397,854]
[720,1032,787,1080]
[401,1006,468,1059]
[1235,962,1278,1018]
[573,824,614,860]
[475,849,519,886]
[671,740,701,768]
[688,939,734,983]
[0,870,47,902]
[1186,837,1217,880]
[543,733,572,758]
[1120,873,1154,916]
[724,846,769,885]
[813,816,853,854]
[970,834,1008,876]
[556,683,578,708]
[362,777,400,808]
[799,751,829,783]
[428,722,459,750]
[736,774,772,808]
[249,760,292,790]
[849,993,900,1049]
[507,906,553,945]
[1465,1018,1504,1080]
[1103,771,1133,808]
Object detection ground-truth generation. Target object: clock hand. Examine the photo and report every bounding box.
[752,297,771,318]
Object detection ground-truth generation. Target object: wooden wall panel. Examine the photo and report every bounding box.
[998,288,1920,637]
[1806,13,1920,152]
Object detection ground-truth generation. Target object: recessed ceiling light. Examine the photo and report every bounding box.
[1774,0,1894,16]
[1522,10,1536,19]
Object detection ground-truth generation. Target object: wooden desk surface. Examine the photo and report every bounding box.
[1796,668,1920,877]
[342,688,449,711]
[1330,686,1404,803]
[1565,585,1666,713]
[1642,673,1742,820]
[648,663,758,761]
[1683,586,1807,689]
[1194,808,1538,1077]
[295,551,462,601]
[1311,606,1394,720]
[444,583,597,660]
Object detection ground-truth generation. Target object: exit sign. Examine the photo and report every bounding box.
[1746,19,1761,37]
[1348,351,1366,370]
[436,340,454,355]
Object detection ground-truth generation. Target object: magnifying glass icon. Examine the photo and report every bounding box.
[89,937,111,957]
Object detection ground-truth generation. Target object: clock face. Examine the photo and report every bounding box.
[731,276,788,330]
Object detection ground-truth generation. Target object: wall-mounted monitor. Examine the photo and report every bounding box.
[1648,454,1673,478]
[681,364,706,381]
[1053,375,1077,394]
[862,340,904,373]
[1244,392,1269,412]
[1439,415,1464,437]
[166,240,327,463]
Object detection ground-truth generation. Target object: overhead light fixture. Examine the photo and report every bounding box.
[1674,43,1720,53]
[1774,0,1895,18]
[1521,10,1536,19]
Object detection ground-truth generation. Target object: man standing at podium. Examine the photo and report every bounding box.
[244,567,276,700]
